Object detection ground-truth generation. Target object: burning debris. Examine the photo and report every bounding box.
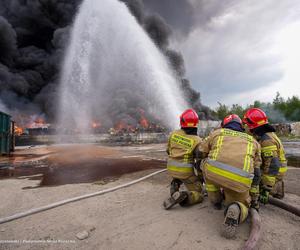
[0,0,212,130]
[13,115,51,136]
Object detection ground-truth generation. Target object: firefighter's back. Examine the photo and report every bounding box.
[167,129,201,180]
[202,128,260,193]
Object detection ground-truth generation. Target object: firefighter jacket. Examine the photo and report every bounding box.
[166,129,202,179]
[258,132,287,188]
[199,128,261,193]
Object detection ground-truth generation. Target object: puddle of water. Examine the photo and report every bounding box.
[286,155,300,168]
[0,156,166,187]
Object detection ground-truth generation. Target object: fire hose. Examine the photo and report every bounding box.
[0,168,299,250]
[243,197,300,250]
[0,169,167,224]
[268,196,300,217]
[243,208,261,250]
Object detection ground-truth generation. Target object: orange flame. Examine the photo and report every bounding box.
[114,120,136,133]
[138,108,149,128]
[14,125,24,136]
[140,117,149,128]
[91,120,101,128]
[27,117,48,129]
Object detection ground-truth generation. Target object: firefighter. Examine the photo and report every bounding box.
[243,108,287,203]
[163,109,204,210]
[199,114,261,239]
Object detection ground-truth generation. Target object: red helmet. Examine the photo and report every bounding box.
[243,108,268,129]
[222,114,242,127]
[180,109,199,128]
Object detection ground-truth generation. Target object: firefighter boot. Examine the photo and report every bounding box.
[221,203,240,239]
[170,179,182,196]
[163,191,188,210]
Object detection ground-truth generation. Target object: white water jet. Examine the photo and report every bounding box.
[58,0,188,133]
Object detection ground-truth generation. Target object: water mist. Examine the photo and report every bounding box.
[58,0,188,133]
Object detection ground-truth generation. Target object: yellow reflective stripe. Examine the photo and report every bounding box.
[250,186,259,194]
[279,166,287,173]
[273,133,283,147]
[248,141,254,172]
[206,164,252,186]
[212,133,224,160]
[261,145,277,152]
[279,149,287,163]
[261,175,276,186]
[207,159,253,178]
[263,175,276,181]
[167,166,193,173]
[171,133,194,149]
[276,134,287,163]
[183,153,193,163]
[243,138,253,172]
[221,128,253,142]
[206,184,218,192]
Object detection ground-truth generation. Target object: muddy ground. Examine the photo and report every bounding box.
[0,144,299,250]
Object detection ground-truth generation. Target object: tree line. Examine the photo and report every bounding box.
[212,93,300,123]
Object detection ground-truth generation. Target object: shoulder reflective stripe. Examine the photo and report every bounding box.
[167,166,194,173]
[212,132,224,160]
[261,145,277,152]
[207,159,254,178]
[206,184,219,192]
[171,133,194,149]
[167,160,193,168]
[273,133,287,163]
[206,164,253,186]
[221,129,253,142]
[243,137,254,172]
[273,133,284,147]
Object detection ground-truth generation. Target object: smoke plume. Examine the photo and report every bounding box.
[0,0,211,127]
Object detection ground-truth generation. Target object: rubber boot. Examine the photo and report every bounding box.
[221,203,240,239]
[163,191,188,210]
[170,179,181,196]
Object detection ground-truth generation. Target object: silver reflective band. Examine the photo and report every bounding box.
[207,159,254,179]
[167,160,193,168]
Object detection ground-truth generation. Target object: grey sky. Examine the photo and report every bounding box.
[144,0,300,107]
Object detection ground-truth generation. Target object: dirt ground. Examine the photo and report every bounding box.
[0,144,299,250]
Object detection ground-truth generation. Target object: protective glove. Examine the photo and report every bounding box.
[260,189,270,204]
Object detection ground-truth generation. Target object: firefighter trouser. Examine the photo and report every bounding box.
[171,175,203,206]
[206,179,250,223]
[271,175,285,199]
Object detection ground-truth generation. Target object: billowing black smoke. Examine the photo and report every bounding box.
[0,0,211,127]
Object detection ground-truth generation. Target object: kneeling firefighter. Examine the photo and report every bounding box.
[243,108,288,202]
[199,114,262,239]
[163,109,204,210]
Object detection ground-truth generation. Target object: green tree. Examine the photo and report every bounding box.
[230,104,245,118]
[285,96,300,121]
[212,93,300,122]
[253,100,262,108]
[215,102,229,120]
